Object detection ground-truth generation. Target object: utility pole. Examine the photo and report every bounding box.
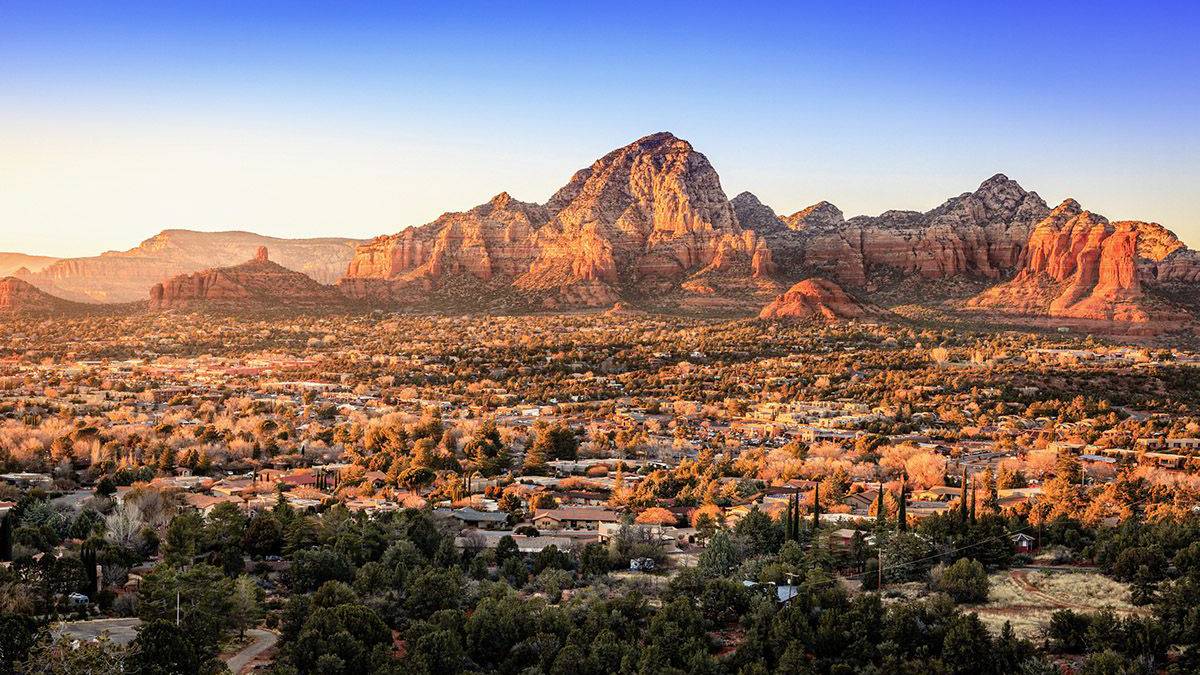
[176,590,180,626]
[878,548,884,591]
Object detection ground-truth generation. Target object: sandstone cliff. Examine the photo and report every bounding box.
[967,200,1198,328]
[758,278,881,322]
[341,132,767,309]
[149,248,349,311]
[736,174,1050,289]
[21,230,363,303]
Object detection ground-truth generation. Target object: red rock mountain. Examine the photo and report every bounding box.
[758,278,881,322]
[0,276,86,314]
[150,248,348,311]
[20,230,363,303]
[341,133,773,309]
[967,200,1200,328]
[734,174,1050,289]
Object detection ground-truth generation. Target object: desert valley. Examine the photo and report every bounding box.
[0,129,1199,675]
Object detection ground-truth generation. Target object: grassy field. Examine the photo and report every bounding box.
[973,568,1143,639]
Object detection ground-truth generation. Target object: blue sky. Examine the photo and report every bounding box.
[2,0,1198,256]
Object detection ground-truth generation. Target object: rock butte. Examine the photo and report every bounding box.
[18,230,363,303]
[758,278,881,322]
[149,248,349,311]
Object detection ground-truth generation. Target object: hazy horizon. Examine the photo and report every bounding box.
[3,0,1198,258]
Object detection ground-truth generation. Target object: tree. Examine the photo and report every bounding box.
[290,547,354,593]
[0,613,39,670]
[941,612,993,674]
[698,531,739,577]
[464,420,510,477]
[897,475,908,532]
[127,620,201,675]
[875,483,887,529]
[293,604,392,675]
[242,513,283,557]
[161,511,204,567]
[812,483,821,528]
[229,575,264,639]
[136,563,234,664]
[635,507,677,526]
[529,424,578,466]
[734,507,782,556]
[934,558,989,603]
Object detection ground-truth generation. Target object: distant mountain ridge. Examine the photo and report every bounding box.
[333,131,1198,331]
[18,229,363,303]
[7,131,1197,333]
[0,252,60,277]
[150,247,349,311]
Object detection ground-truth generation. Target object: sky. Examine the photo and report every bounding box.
[1,0,1198,257]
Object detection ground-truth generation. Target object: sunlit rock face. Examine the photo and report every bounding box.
[150,249,347,311]
[0,276,81,314]
[20,230,361,303]
[738,174,1050,289]
[968,199,1197,328]
[342,132,759,308]
[758,277,880,322]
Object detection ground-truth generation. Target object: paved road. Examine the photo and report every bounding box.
[52,617,142,646]
[225,629,278,674]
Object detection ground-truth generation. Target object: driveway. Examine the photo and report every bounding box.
[225,629,278,674]
[52,617,142,645]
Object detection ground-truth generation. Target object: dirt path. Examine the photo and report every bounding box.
[225,629,277,674]
[1008,570,1092,611]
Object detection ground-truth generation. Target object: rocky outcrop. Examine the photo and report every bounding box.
[758,278,881,322]
[21,230,363,303]
[150,249,349,311]
[967,200,1197,328]
[0,277,85,314]
[342,132,760,308]
[739,175,1050,289]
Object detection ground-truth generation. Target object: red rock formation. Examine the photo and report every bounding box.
[0,276,84,314]
[150,250,348,311]
[736,175,1049,289]
[758,278,881,322]
[21,230,363,303]
[968,199,1197,328]
[342,132,758,308]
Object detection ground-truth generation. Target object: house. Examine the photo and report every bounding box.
[1011,532,1036,554]
[181,493,244,516]
[0,473,53,489]
[437,507,510,530]
[843,490,879,515]
[532,507,621,530]
[829,528,875,552]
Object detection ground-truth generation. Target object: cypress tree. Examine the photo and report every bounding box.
[875,481,886,528]
[0,514,10,562]
[785,494,795,540]
[792,494,801,540]
[812,483,821,529]
[897,475,908,532]
[970,484,978,524]
[960,467,970,524]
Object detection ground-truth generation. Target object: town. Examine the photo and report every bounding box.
[2,311,1199,673]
